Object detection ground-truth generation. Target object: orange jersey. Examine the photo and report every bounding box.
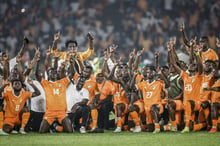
[51,48,94,62]
[136,74,143,83]
[201,48,218,63]
[97,80,113,101]
[136,80,164,107]
[112,82,129,104]
[181,71,202,103]
[41,77,69,111]
[199,73,214,101]
[211,79,220,103]
[2,90,32,118]
[84,79,100,101]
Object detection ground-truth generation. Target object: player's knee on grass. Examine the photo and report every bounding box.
[147,123,154,132]
[39,119,50,133]
[3,124,13,133]
[201,101,210,109]
[62,117,73,133]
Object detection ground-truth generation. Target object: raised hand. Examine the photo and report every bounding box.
[179,22,185,32]
[134,70,138,76]
[129,48,136,59]
[46,46,52,56]
[27,78,33,85]
[54,31,61,42]
[167,41,172,52]
[35,47,41,62]
[216,38,220,48]
[114,57,121,66]
[23,36,29,45]
[87,32,94,40]
[155,51,160,59]
[189,36,197,47]
[16,54,22,63]
[137,48,144,57]
[109,44,118,53]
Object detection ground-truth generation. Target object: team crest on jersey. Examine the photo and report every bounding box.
[192,78,195,82]
[20,99,22,102]
[58,84,61,87]
[205,57,208,60]
[152,86,156,90]
[88,84,91,88]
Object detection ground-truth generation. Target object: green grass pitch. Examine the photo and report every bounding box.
[0,131,220,146]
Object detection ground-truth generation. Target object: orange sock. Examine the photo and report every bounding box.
[116,118,122,127]
[56,125,63,132]
[130,111,140,126]
[193,123,206,131]
[171,120,177,128]
[184,102,192,127]
[175,111,181,125]
[21,112,30,128]
[91,109,98,128]
[212,120,218,129]
[155,123,160,130]
[0,111,3,129]
[163,125,170,131]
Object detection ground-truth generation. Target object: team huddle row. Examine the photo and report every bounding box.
[0,26,220,135]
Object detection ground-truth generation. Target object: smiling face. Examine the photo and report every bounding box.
[199,37,208,52]
[76,76,86,91]
[96,73,105,84]
[67,42,78,53]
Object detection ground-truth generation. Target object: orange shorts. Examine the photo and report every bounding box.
[184,100,201,111]
[173,100,184,111]
[4,117,21,128]
[43,110,67,125]
[145,104,164,124]
[114,102,128,116]
[133,99,145,114]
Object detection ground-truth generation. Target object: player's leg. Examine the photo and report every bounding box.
[39,119,50,133]
[209,102,220,133]
[61,117,73,133]
[3,124,13,134]
[167,100,177,131]
[145,107,154,132]
[182,100,195,133]
[114,103,126,133]
[201,101,212,129]
[0,104,7,135]
[129,104,141,133]
[89,103,98,131]
[151,104,162,133]
[18,106,30,134]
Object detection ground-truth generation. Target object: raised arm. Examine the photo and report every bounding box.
[0,80,9,99]
[27,79,40,97]
[2,52,10,80]
[52,32,60,51]
[16,54,26,82]
[133,48,144,71]
[18,37,29,57]
[155,51,160,72]
[169,45,182,74]
[188,37,197,64]
[130,70,138,89]
[179,22,190,47]
[194,45,203,75]
[45,46,52,72]
[128,48,135,70]
[67,54,76,80]
[87,32,94,50]
[35,52,43,82]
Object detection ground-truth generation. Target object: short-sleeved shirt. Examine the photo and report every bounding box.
[3,90,32,118]
[199,73,214,101]
[66,85,89,113]
[83,79,100,101]
[41,77,69,111]
[136,80,164,107]
[201,48,218,63]
[211,79,220,103]
[181,71,202,102]
[112,82,129,104]
[97,80,113,101]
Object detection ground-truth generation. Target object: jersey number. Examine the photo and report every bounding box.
[15,105,20,111]
[53,89,60,95]
[146,92,153,99]
[185,84,192,92]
